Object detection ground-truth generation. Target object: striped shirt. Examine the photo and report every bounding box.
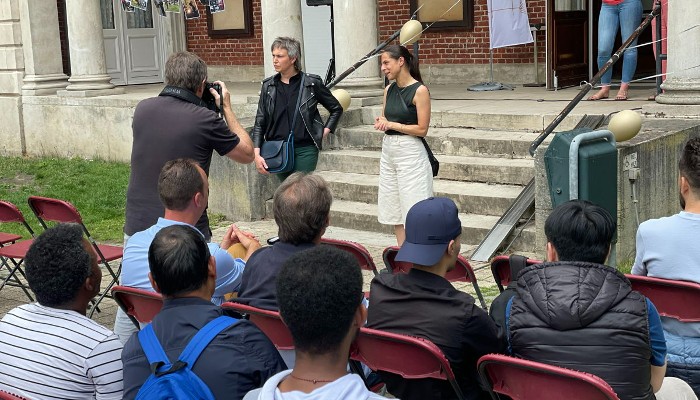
[0,303,123,399]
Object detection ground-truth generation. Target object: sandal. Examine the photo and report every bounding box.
[588,89,609,101]
[615,84,629,101]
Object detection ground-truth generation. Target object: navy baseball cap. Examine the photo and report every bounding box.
[396,197,462,266]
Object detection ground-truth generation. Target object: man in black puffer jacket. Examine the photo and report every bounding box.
[491,200,696,400]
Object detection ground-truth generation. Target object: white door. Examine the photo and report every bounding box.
[102,0,165,85]
[301,1,332,79]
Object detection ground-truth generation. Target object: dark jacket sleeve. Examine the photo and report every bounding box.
[252,80,269,149]
[311,75,343,133]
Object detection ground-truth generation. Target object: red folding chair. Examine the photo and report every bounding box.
[111,286,164,328]
[0,390,29,400]
[0,201,36,301]
[490,255,542,292]
[321,238,379,276]
[28,196,123,317]
[382,246,487,309]
[626,274,700,322]
[350,327,466,400]
[222,302,294,350]
[477,354,620,400]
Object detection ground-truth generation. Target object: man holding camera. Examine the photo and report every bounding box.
[125,51,254,242]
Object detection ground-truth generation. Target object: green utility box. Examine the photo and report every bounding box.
[544,129,617,221]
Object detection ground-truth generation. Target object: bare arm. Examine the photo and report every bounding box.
[374,85,431,137]
[214,81,254,164]
[651,363,666,393]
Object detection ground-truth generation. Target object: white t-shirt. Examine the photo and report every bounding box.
[243,369,392,400]
[0,303,123,399]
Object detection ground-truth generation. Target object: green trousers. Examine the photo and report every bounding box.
[277,145,319,181]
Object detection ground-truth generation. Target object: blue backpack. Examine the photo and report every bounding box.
[135,315,239,400]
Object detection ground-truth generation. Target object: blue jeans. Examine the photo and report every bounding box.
[597,0,643,85]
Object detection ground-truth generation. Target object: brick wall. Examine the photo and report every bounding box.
[377,0,546,65]
[185,0,263,66]
[185,0,545,67]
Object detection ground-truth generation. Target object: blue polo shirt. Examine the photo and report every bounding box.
[121,218,244,304]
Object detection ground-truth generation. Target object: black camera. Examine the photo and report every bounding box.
[202,82,222,113]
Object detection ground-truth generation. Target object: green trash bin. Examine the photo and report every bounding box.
[544,128,617,228]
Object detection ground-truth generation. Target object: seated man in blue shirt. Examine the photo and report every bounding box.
[491,200,696,400]
[632,137,700,395]
[121,224,285,400]
[114,158,260,343]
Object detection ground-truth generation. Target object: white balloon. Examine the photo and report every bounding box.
[608,109,642,142]
[332,89,351,111]
[400,20,423,45]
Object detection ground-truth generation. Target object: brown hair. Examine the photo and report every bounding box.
[164,51,207,93]
[158,158,204,211]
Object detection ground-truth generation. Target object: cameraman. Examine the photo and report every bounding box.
[125,51,254,243]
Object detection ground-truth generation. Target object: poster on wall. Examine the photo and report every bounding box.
[121,0,135,12]
[154,0,167,16]
[184,0,201,19]
[209,0,225,13]
[164,0,181,12]
[131,0,149,11]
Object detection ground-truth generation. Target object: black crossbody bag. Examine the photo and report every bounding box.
[392,84,439,177]
[260,74,305,174]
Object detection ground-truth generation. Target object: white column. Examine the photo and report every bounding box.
[260,0,304,78]
[19,0,68,95]
[61,0,122,97]
[333,0,384,100]
[656,2,700,105]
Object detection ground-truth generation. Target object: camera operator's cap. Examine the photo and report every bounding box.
[396,197,462,266]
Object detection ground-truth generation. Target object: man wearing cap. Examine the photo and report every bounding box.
[366,197,502,400]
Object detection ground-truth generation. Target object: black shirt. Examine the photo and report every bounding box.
[125,95,240,238]
[269,73,313,147]
[236,241,316,310]
[366,269,502,400]
[121,297,286,400]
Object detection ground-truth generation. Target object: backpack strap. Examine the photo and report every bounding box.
[177,315,239,368]
[138,324,172,375]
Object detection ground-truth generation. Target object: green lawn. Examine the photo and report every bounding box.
[0,157,130,243]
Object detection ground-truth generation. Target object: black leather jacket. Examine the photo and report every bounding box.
[252,72,343,150]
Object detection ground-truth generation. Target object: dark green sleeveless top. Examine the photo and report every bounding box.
[384,81,421,135]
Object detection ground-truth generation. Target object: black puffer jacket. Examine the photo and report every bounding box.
[509,262,655,400]
[252,72,342,150]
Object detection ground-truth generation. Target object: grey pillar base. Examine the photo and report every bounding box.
[656,78,700,105]
[22,73,69,96]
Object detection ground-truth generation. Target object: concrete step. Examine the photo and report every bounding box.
[357,106,584,132]
[317,149,534,186]
[329,200,535,252]
[264,198,534,252]
[315,170,523,217]
[332,126,550,159]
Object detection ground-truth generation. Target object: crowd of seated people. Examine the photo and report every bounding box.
[4,137,700,399]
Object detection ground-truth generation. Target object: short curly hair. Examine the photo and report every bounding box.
[24,223,95,307]
[276,245,362,355]
[680,136,700,193]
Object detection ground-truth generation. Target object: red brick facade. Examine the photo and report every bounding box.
[184,0,546,66]
[185,0,264,66]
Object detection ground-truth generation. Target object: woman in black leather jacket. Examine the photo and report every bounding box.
[252,37,343,180]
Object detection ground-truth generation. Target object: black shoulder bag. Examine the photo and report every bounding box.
[260,74,305,174]
[392,84,439,177]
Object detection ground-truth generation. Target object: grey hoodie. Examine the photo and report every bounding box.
[243,370,392,400]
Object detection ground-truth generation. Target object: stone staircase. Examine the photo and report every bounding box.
[305,107,543,255]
